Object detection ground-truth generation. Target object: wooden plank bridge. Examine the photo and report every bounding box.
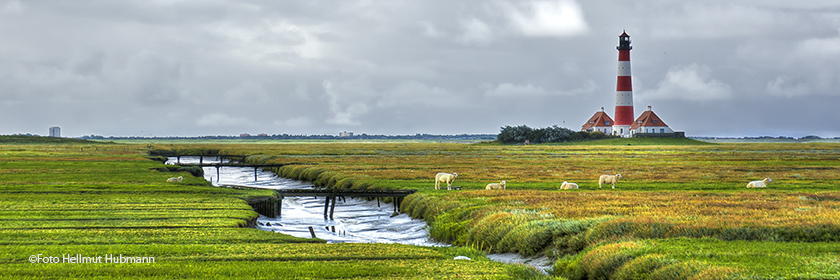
[176,162,308,181]
[250,189,417,220]
[169,154,247,164]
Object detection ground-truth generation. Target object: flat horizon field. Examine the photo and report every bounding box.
[0,136,543,279]
[207,138,840,279]
[4,136,839,279]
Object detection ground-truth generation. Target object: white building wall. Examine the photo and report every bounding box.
[596,126,612,135]
[635,126,673,134]
[612,124,631,137]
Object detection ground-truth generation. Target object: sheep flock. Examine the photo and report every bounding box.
[433,172,773,190]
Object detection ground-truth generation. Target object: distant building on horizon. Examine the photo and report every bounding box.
[339,131,354,137]
[49,126,61,137]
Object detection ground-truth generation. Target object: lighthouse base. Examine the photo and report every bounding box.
[612,125,632,138]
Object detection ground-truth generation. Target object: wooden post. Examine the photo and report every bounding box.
[254,167,258,182]
[329,196,337,220]
[376,197,380,207]
[177,156,181,164]
[275,196,282,217]
[263,200,268,216]
[323,196,330,219]
[308,226,316,238]
[199,155,203,164]
[268,198,275,218]
[216,166,221,182]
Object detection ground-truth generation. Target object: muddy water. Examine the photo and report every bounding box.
[166,157,444,246]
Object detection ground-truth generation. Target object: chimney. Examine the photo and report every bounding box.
[647,105,652,111]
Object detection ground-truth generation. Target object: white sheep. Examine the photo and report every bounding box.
[435,172,458,190]
[560,181,579,190]
[485,180,506,190]
[598,174,622,189]
[166,176,183,182]
[746,177,772,188]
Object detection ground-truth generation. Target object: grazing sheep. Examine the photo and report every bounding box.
[598,174,622,189]
[166,176,183,182]
[435,172,458,190]
[485,180,506,190]
[746,178,772,188]
[560,181,579,190]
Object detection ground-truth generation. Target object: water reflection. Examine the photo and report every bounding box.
[167,156,443,246]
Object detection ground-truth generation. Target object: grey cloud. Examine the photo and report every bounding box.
[1,0,839,137]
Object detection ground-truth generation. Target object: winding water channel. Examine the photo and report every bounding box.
[166,156,443,246]
[166,156,553,272]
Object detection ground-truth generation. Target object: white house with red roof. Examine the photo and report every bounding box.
[631,106,673,135]
[581,107,614,135]
[582,105,677,137]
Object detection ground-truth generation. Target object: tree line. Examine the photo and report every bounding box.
[80,133,497,141]
[496,125,614,144]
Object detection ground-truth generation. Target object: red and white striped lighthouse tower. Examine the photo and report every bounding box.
[613,31,634,137]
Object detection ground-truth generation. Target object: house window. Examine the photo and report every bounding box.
[660,128,665,133]
[653,120,658,123]
[605,121,610,125]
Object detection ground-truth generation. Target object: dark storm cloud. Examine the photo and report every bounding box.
[0,0,838,137]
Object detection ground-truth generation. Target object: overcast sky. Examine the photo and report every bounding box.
[2,0,839,137]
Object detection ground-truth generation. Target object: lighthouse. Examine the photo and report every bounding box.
[580,31,683,138]
[613,31,634,137]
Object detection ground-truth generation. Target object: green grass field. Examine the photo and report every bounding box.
[184,138,840,279]
[4,136,840,279]
[0,137,542,279]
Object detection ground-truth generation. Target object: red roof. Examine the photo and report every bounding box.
[620,30,629,37]
[582,109,614,130]
[630,108,668,129]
